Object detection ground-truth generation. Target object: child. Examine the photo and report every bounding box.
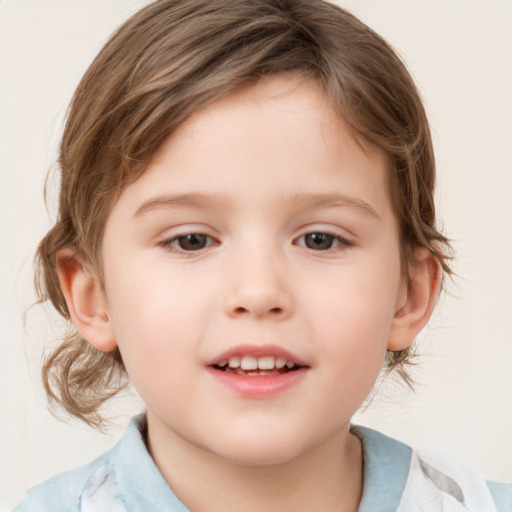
[12,0,511,510]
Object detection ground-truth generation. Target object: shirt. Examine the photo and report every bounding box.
[12,415,512,511]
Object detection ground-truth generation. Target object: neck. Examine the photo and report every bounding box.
[146,415,363,512]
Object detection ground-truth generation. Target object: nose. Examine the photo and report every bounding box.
[222,246,293,320]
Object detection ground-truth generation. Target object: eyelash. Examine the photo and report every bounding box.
[158,233,216,253]
[158,230,352,254]
[295,231,352,251]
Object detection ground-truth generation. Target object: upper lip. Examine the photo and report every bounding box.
[206,344,308,367]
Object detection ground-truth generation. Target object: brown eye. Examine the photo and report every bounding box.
[176,234,209,251]
[304,233,336,250]
[159,232,217,254]
[296,232,351,251]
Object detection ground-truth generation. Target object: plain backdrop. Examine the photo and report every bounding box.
[1,0,511,508]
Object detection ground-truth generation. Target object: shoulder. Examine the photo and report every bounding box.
[487,480,512,512]
[10,456,114,512]
[10,417,146,512]
[10,415,187,512]
[353,426,512,512]
[403,448,512,511]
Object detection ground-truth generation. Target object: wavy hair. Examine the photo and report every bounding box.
[36,0,452,427]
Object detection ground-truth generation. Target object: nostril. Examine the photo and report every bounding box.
[225,293,291,318]
[232,306,284,315]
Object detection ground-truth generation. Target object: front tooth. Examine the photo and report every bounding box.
[240,356,258,370]
[228,357,241,368]
[257,356,275,370]
[275,357,287,369]
[286,360,295,369]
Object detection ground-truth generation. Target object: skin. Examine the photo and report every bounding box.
[58,75,440,511]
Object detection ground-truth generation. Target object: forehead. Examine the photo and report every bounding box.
[109,75,393,224]
[164,75,380,165]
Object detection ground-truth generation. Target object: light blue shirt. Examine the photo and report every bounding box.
[12,415,512,511]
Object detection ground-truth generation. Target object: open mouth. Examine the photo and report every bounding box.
[212,355,302,376]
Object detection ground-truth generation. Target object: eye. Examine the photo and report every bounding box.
[296,232,350,251]
[161,233,215,252]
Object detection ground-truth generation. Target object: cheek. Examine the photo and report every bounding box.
[103,264,208,391]
[105,252,206,335]
[306,299,390,417]
[307,262,400,343]
[303,259,401,391]
[312,291,390,373]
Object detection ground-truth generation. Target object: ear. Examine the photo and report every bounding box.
[56,248,118,352]
[387,248,441,351]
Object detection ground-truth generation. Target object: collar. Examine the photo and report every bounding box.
[352,425,412,512]
[106,417,412,512]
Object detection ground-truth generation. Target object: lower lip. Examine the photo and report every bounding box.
[206,367,308,398]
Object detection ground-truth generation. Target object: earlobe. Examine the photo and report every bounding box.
[387,249,441,351]
[56,248,118,352]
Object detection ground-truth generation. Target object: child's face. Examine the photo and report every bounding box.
[99,76,408,464]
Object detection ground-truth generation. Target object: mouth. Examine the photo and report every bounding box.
[212,355,303,376]
[207,346,308,397]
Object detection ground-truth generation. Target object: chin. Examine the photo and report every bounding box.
[206,432,313,467]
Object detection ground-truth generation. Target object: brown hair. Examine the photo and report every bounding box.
[36,0,452,427]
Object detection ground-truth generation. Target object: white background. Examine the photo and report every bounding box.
[1,0,511,508]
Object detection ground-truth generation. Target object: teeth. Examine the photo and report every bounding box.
[228,357,241,368]
[240,356,258,370]
[223,355,297,371]
[225,367,281,376]
[275,357,287,369]
[257,356,275,369]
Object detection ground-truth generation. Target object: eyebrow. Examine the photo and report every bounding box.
[288,192,381,220]
[133,191,381,220]
[133,193,224,218]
